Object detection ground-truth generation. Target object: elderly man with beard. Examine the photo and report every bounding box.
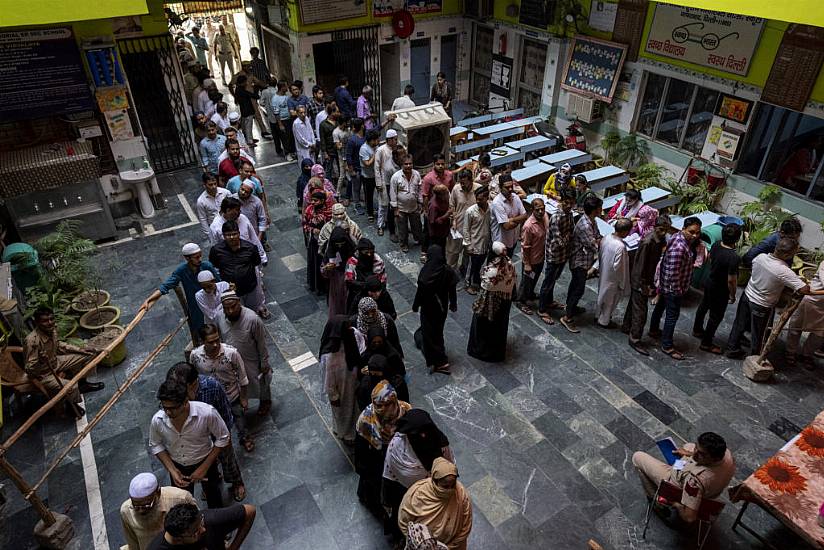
[120,472,196,550]
[374,129,400,239]
[233,179,268,244]
[144,243,221,341]
[215,291,272,417]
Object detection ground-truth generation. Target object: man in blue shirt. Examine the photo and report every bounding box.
[144,243,221,342]
[334,75,357,119]
[742,218,802,268]
[285,81,309,163]
[199,122,226,174]
[186,27,209,67]
[346,117,366,215]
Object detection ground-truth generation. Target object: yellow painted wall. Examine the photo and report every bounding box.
[639,4,824,103]
[649,0,824,28]
[0,0,148,28]
[285,0,464,33]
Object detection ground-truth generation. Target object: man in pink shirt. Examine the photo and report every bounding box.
[420,154,454,259]
[516,197,548,315]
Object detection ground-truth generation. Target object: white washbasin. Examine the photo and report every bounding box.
[119,168,155,183]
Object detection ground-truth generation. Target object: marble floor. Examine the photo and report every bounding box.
[2,135,822,550]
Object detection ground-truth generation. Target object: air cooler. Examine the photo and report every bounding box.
[386,103,451,173]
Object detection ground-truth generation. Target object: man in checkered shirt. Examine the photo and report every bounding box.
[558,195,602,333]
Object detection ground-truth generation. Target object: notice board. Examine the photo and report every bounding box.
[560,36,627,103]
[300,0,367,24]
[761,25,824,112]
[0,28,94,122]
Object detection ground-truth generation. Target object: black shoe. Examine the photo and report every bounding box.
[726,349,746,359]
[71,405,86,419]
[78,380,104,393]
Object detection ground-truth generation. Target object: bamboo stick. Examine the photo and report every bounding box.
[0,300,155,455]
[757,297,802,363]
[0,457,55,525]
[25,317,187,498]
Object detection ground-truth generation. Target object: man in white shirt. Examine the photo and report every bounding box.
[374,129,400,240]
[292,105,316,164]
[196,173,230,240]
[332,116,350,200]
[210,102,231,132]
[120,472,196,550]
[447,171,480,280]
[195,271,231,327]
[489,174,528,258]
[190,324,254,452]
[234,179,268,242]
[197,79,217,116]
[389,154,423,253]
[391,84,416,111]
[148,379,230,509]
[596,218,631,328]
[727,237,810,358]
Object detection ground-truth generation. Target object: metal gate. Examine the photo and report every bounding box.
[117,34,198,173]
[332,26,381,118]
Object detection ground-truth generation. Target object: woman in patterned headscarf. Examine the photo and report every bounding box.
[354,296,403,358]
[354,381,411,521]
[467,241,517,362]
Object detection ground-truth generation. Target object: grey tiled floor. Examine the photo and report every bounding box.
[2,135,822,549]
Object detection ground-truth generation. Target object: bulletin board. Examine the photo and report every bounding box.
[560,36,627,103]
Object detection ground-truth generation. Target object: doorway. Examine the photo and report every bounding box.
[410,38,431,105]
[313,39,366,94]
[380,43,401,112]
[440,35,458,88]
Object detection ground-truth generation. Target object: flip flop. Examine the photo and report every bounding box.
[232,484,247,501]
[559,317,580,333]
[538,312,555,326]
[516,303,534,315]
[699,344,722,355]
[661,348,685,361]
[629,340,650,356]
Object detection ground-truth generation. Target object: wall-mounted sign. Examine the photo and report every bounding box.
[716,128,743,162]
[374,0,441,17]
[300,0,367,25]
[560,36,627,103]
[714,94,753,124]
[589,1,618,33]
[0,28,94,122]
[645,3,764,76]
[490,53,514,98]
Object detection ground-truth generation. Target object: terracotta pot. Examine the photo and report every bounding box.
[71,290,110,314]
[87,325,127,367]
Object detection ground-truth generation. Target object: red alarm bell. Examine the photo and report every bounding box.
[392,10,414,39]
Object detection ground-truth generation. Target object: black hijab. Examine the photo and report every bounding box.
[396,409,449,472]
[324,226,355,263]
[297,157,313,190]
[319,315,360,368]
[416,244,446,289]
[355,237,376,276]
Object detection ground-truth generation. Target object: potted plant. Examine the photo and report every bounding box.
[663,176,727,216]
[71,289,110,314]
[630,163,669,190]
[613,134,649,172]
[31,220,95,295]
[599,131,621,165]
[23,277,78,339]
[78,252,122,331]
[87,325,127,367]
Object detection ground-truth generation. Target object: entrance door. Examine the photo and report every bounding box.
[313,39,365,94]
[440,34,457,88]
[410,38,431,105]
[380,43,401,112]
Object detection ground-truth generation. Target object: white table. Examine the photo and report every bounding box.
[473,122,515,138]
[506,135,554,154]
[455,114,493,128]
[601,186,675,211]
[511,163,554,190]
[491,108,525,121]
[538,149,592,168]
[505,115,544,129]
[670,211,721,230]
[456,146,524,168]
[577,165,629,192]
[450,126,468,137]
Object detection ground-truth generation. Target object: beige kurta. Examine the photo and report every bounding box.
[216,305,270,399]
[789,261,824,336]
[120,487,196,550]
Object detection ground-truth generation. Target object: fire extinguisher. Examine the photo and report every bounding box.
[498,33,507,56]
[564,120,587,152]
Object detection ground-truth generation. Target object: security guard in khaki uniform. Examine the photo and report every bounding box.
[632,432,736,523]
[24,307,104,417]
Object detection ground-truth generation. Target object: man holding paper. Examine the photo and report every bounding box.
[447,171,480,283]
[632,432,735,524]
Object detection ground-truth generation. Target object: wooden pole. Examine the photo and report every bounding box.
[757,298,802,364]
[0,299,155,455]
[25,317,187,497]
[0,456,55,526]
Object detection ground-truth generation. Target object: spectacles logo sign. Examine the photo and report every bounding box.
[671,23,740,51]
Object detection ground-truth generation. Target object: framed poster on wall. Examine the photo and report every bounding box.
[714,94,753,124]
[490,53,514,98]
[560,36,627,103]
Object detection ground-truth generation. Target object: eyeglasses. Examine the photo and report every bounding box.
[132,493,158,510]
[161,402,185,413]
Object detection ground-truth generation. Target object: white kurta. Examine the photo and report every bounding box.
[787,261,824,356]
[596,233,629,325]
[292,117,315,164]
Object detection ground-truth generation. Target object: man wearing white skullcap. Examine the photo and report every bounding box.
[120,472,195,550]
[373,128,400,240]
[195,271,231,326]
[143,244,221,343]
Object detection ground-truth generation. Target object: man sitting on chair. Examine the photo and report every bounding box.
[632,432,735,524]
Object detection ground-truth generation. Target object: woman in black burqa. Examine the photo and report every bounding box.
[413,245,458,375]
